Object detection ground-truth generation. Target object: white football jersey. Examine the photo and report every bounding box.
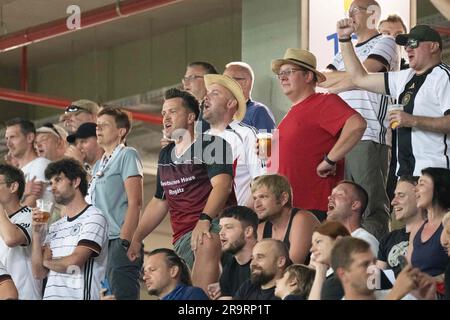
[0,206,42,300]
[43,205,108,300]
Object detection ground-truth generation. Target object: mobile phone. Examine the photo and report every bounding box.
[101,278,113,296]
[398,255,408,270]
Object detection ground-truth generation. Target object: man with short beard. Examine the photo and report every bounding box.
[208,206,258,299]
[376,176,425,277]
[233,239,291,300]
[31,158,108,300]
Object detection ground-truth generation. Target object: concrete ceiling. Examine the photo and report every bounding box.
[0,0,241,68]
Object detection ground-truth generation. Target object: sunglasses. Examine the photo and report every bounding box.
[42,122,62,138]
[405,39,420,49]
[65,105,88,114]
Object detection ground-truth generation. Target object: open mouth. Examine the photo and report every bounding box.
[328,203,335,211]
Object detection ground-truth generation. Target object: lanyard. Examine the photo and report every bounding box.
[87,143,125,205]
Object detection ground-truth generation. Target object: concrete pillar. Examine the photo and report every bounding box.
[241,0,302,123]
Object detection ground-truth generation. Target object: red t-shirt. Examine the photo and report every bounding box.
[271,93,357,211]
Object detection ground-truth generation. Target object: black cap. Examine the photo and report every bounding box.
[66,122,97,143]
[395,25,442,48]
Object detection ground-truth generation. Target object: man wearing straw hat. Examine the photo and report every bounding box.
[270,48,366,222]
[203,74,266,207]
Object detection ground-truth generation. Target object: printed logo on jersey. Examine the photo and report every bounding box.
[387,240,409,267]
[70,223,82,236]
[401,93,411,105]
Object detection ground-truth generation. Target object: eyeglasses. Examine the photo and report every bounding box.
[181,75,204,82]
[405,39,420,49]
[348,6,367,17]
[276,68,302,80]
[65,105,88,114]
[42,122,62,139]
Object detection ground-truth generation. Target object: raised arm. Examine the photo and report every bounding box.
[337,18,387,94]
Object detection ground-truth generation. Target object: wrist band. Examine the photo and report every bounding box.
[199,213,213,223]
[324,154,337,166]
[338,37,352,42]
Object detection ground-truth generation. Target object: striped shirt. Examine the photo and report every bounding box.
[385,63,450,175]
[0,207,42,300]
[331,34,400,145]
[43,205,108,300]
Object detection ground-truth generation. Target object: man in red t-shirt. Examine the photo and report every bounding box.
[269,48,366,221]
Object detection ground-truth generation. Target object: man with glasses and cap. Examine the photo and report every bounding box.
[336,20,450,178]
[269,48,366,222]
[60,99,100,134]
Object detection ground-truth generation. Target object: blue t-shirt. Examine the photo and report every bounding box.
[162,284,208,300]
[90,147,143,239]
[242,100,275,132]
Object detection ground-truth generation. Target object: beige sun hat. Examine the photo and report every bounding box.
[204,74,247,122]
[271,48,326,83]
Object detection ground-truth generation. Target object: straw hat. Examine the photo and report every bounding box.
[204,74,247,122]
[271,48,326,83]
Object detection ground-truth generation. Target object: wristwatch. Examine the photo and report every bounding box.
[120,238,131,250]
[324,154,337,166]
[199,213,213,223]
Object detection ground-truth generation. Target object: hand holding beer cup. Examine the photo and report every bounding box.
[34,198,53,224]
[256,133,272,160]
[388,104,404,129]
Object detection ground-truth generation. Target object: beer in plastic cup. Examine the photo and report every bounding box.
[36,199,53,223]
[388,104,404,129]
[257,133,272,160]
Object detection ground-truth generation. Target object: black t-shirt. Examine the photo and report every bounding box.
[321,273,344,300]
[233,280,280,300]
[220,253,251,297]
[378,228,409,277]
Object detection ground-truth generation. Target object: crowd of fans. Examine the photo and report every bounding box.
[0,0,449,301]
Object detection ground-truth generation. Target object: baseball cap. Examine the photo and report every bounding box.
[395,25,442,48]
[36,123,68,141]
[66,122,97,143]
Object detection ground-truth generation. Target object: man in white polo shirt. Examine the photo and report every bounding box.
[0,164,42,300]
[31,158,108,300]
[203,74,266,207]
